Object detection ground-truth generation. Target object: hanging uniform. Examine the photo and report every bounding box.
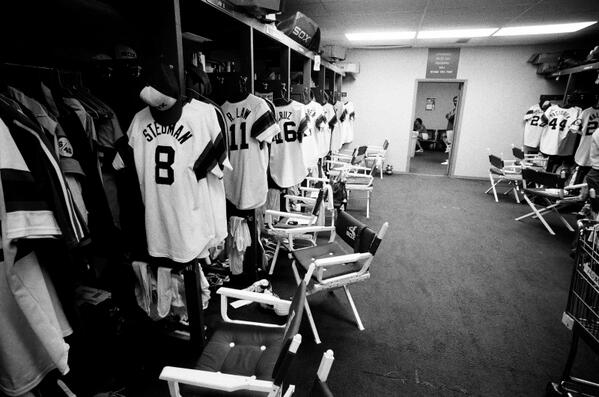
[305,100,329,158]
[190,100,231,254]
[324,102,340,152]
[539,105,581,156]
[574,107,599,167]
[221,94,279,210]
[343,101,355,144]
[523,104,547,149]
[127,99,225,262]
[270,100,309,188]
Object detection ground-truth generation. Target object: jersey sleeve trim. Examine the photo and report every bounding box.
[252,111,278,142]
[193,140,218,181]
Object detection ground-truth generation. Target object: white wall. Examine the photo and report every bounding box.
[344,45,565,178]
[415,82,461,130]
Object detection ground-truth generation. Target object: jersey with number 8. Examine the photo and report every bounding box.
[127,100,224,262]
[222,94,279,209]
[270,100,309,188]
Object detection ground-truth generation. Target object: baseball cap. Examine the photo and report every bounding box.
[91,53,113,62]
[114,44,137,61]
[140,62,182,125]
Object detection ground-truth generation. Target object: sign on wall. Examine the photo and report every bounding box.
[425,98,435,111]
[426,48,460,79]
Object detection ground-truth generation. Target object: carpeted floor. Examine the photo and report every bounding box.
[129,174,599,397]
[275,174,599,396]
[410,150,449,175]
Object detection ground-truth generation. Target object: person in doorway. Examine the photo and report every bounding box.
[413,117,426,153]
[442,95,458,165]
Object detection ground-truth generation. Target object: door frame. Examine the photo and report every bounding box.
[407,79,468,176]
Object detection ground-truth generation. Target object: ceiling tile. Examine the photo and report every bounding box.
[422,6,530,28]
[322,0,426,14]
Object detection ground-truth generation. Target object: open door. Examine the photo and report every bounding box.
[408,80,464,176]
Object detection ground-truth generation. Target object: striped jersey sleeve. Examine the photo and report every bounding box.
[251,97,280,142]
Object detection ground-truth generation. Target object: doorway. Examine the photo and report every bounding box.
[408,80,465,176]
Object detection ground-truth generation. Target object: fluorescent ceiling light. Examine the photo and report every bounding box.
[417,28,498,39]
[494,21,597,36]
[346,31,416,41]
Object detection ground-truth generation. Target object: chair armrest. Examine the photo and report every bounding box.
[346,172,373,178]
[347,165,371,172]
[502,160,519,166]
[284,194,316,204]
[160,367,274,394]
[332,153,352,159]
[307,177,330,184]
[265,210,314,222]
[300,187,320,193]
[285,225,336,234]
[314,253,372,267]
[565,183,587,191]
[217,287,291,307]
[326,160,350,167]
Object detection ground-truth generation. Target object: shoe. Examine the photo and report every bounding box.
[444,148,450,153]
[441,160,449,165]
[416,149,423,153]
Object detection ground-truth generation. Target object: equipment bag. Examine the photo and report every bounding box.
[277,11,321,52]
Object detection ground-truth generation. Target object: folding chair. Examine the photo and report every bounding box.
[289,210,389,344]
[265,186,335,275]
[511,145,547,170]
[485,153,522,203]
[308,350,335,397]
[419,130,437,151]
[327,146,367,175]
[159,281,306,397]
[364,139,389,179]
[345,163,375,218]
[515,168,587,235]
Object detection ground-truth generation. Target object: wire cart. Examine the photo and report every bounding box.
[548,221,599,396]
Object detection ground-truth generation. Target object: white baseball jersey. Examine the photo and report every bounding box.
[523,104,546,148]
[343,101,355,144]
[539,105,581,156]
[305,100,329,157]
[127,100,224,262]
[324,102,342,152]
[574,107,599,166]
[221,94,279,209]
[270,100,309,188]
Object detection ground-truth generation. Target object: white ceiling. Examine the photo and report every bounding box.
[281,0,599,48]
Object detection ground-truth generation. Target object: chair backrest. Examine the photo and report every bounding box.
[512,146,525,160]
[522,168,565,189]
[335,210,380,254]
[311,188,326,217]
[272,281,306,382]
[436,129,446,141]
[352,146,368,165]
[489,154,504,169]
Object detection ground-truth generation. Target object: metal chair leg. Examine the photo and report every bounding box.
[517,194,556,235]
[343,286,365,331]
[513,183,521,204]
[552,207,575,231]
[488,173,499,202]
[304,298,322,344]
[268,241,281,275]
